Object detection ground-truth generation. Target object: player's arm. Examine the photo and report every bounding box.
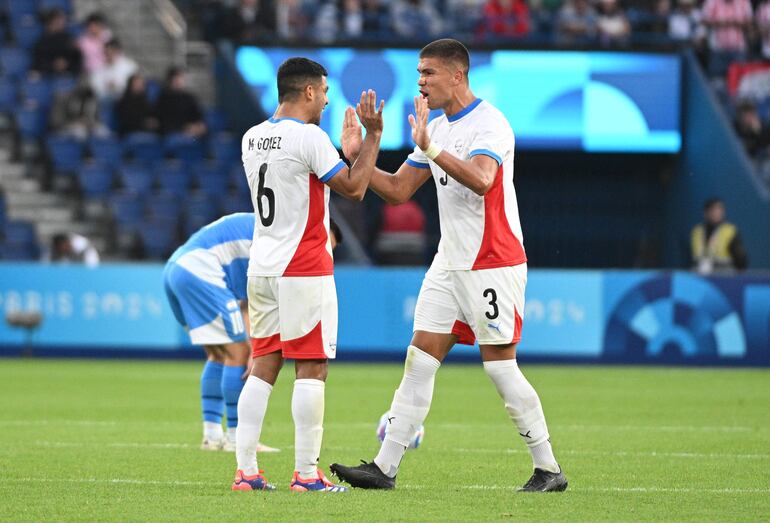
[326,90,384,201]
[410,95,497,196]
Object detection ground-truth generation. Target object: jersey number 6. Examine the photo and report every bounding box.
[257,163,275,227]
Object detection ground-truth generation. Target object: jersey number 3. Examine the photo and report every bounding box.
[257,163,275,227]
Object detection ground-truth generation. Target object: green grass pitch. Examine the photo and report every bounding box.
[0,358,769,521]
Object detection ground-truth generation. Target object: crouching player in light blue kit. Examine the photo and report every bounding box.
[164,213,342,451]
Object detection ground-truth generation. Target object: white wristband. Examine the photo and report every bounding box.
[422,141,442,161]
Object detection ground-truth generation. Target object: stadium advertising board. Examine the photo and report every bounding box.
[1,265,767,365]
[236,47,681,153]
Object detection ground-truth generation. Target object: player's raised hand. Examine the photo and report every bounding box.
[408,95,430,150]
[355,89,384,135]
[341,106,362,161]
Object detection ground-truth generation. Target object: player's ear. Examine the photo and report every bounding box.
[304,83,314,102]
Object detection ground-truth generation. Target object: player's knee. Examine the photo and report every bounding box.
[295,359,328,381]
[204,346,226,363]
[251,352,283,385]
[223,342,251,366]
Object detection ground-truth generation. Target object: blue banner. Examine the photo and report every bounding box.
[0,264,767,365]
[236,47,681,153]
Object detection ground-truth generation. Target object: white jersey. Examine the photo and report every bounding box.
[242,117,345,277]
[407,99,526,271]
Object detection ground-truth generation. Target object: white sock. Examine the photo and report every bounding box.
[226,427,236,445]
[374,345,440,478]
[292,379,325,480]
[483,359,559,473]
[235,376,272,476]
[203,421,223,441]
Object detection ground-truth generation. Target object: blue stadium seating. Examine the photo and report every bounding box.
[38,0,72,13]
[204,108,227,133]
[51,75,77,96]
[120,163,155,194]
[185,191,219,222]
[220,191,252,215]
[209,132,239,164]
[21,76,53,108]
[88,136,123,164]
[0,47,30,79]
[195,164,229,198]
[124,132,163,163]
[164,133,204,163]
[13,17,42,49]
[109,192,144,227]
[0,77,17,112]
[99,100,118,133]
[139,219,177,259]
[3,220,36,245]
[46,135,84,174]
[145,192,182,221]
[78,162,114,198]
[155,160,191,196]
[14,105,45,139]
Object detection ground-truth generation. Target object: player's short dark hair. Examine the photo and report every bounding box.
[419,39,470,78]
[329,219,343,246]
[276,57,328,103]
[704,197,724,211]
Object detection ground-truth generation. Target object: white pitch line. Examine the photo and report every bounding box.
[3,478,768,495]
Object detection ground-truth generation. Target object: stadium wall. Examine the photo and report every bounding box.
[667,51,770,269]
[1,264,768,366]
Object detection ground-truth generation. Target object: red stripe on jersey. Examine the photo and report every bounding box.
[511,307,523,344]
[251,333,281,358]
[282,321,327,359]
[451,320,476,346]
[283,175,334,277]
[472,165,527,270]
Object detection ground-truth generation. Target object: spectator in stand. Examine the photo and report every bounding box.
[690,198,748,274]
[391,0,443,40]
[90,39,138,101]
[555,0,598,44]
[116,73,159,135]
[669,0,706,45]
[361,0,391,38]
[478,0,531,40]
[154,67,206,137]
[757,0,770,60]
[32,8,82,75]
[223,0,277,43]
[315,0,364,42]
[733,99,770,156]
[50,81,110,140]
[276,0,310,41]
[77,13,112,74]
[596,0,631,45]
[701,0,753,76]
[44,232,100,267]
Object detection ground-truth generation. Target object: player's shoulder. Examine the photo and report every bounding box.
[476,101,511,128]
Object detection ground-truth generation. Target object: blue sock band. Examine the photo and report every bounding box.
[222,365,247,429]
[201,361,224,424]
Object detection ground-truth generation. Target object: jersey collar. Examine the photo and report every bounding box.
[268,116,305,124]
[446,98,482,123]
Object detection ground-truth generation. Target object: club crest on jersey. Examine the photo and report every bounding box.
[454,139,464,154]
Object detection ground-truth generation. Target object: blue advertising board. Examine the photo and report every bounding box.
[236,47,681,153]
[1,264,768,365]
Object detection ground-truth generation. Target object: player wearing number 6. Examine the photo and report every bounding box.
[232,57,384,492]
[330,39,568,493]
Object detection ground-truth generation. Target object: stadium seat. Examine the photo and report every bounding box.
[46,135,84,174]
[13,17,42,49]
[155,160,192,196]
[120,163,155,194]
[164,133,204,163]
[6,0,39,19]
[195,164,229,198]
[124,132,163,163]
[14,105,45,139]
[78,162,114,198]
[38,0,72,13]
[51,75,77,96]
[209,132,239,164]
[3,220,36,245]
[204,108,227,133]
[220,191,252,215]
[145,79,161,103]
[145,192,182,221]
[185,191,219,222]
[0,239,39,260]
[98,99,118,134]
[109,192,144,227]
[88,135,123,164]
[0,78,17,113]
[0,47,30,79]
[139,219,178,259]
[21,76,53,108]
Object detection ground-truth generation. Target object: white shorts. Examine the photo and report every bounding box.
[247,275,338,360]
[413,262,526,345]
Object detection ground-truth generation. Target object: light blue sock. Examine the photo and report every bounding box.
[222,365,247,429]
[201,361,224,424]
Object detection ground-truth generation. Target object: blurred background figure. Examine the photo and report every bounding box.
[77,12,111,74]
[733,100,770,157]
[391,0,443,41]
[90,39,138,101]
[690,198,748,274]
[49,81,110,140]
[32,8,82,75]
[155,67,206,137]
[555,0,598,44]
[223,0,277,43]
[116,73,159,135]
[44,232,100,267]
[478,0,531,41]
[596,0,631,46]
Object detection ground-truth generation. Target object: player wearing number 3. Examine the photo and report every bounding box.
[232,58,384,492]
[331,39,568,492]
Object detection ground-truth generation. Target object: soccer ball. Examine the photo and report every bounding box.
[376,411,424,449]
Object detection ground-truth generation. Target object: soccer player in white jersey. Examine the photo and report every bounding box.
[330,39,568,492]
[231,57,384,492]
